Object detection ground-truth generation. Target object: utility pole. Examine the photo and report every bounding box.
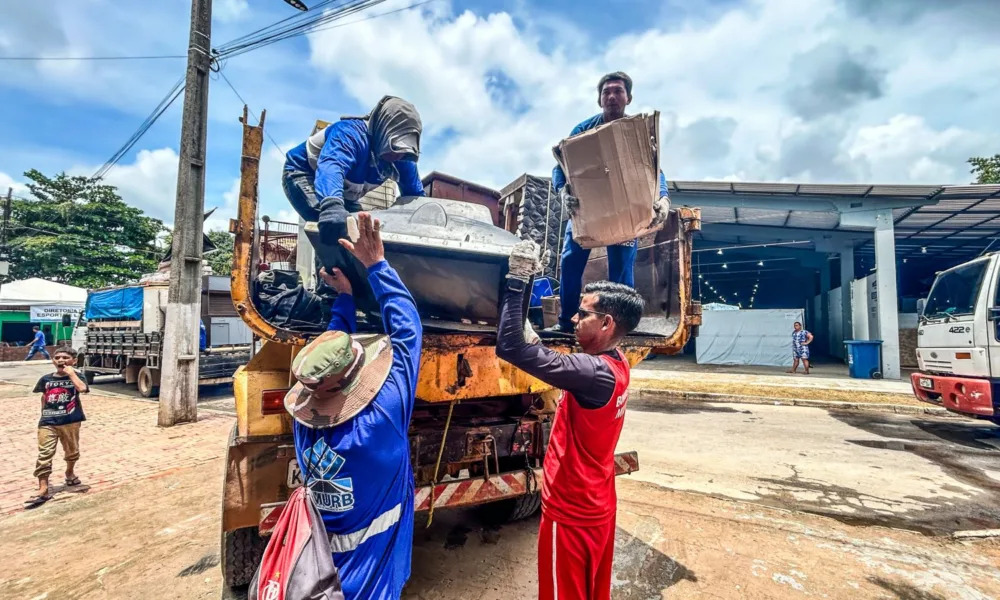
[0,188,11,277]
[159,0,213,427]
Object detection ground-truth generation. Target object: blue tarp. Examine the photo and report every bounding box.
[85,287,143,320]
[530,277,554,308]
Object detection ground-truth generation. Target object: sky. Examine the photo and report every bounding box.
[1,0,998,233]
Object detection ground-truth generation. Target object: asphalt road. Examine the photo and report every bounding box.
[622,397,1000,535]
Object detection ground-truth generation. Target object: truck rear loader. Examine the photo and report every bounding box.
[220,109,702,590]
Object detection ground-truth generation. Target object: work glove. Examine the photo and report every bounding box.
[317,199,350,245]
[649,195,671,228]
[560,185,580,219]
[524,320,541,345]
[508,240,542,281]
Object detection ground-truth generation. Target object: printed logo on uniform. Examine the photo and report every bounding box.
[614,391,629,420]
[303,439,355,513]
[262,576,281,600]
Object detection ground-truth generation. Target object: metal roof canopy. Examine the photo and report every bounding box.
[670,181,1000,263]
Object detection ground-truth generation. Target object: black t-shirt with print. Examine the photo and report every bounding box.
[34,373,87,426]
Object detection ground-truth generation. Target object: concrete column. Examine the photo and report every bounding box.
[819,259,831,355]
[874,209,900,379]
[839,245,854,359]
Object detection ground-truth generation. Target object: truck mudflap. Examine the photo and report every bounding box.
[258,450,640,536]
[910,372,995,417]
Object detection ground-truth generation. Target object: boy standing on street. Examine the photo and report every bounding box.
[25,346,88,509]
[24,325,51,361]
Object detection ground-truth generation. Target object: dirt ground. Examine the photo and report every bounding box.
[1,456,998,600]
[1,365,999,599]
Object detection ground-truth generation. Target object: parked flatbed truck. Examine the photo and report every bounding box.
[220,109,702,590]
[76,278,251,397]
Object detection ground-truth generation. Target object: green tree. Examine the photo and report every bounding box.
[206,230,234,276]
[969,154,1000,184]
[161,229,234,276]
[6,170,164,288]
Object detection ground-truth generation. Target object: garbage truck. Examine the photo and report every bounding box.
[910,253,1000,425]
[219,108,703,589]
[75,278,251,397]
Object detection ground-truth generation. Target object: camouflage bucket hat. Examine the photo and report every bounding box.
[284,330,393,429]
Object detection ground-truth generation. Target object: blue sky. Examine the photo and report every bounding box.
[1,0,998,231]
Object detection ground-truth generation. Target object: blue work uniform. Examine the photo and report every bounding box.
[25,330,50,361]
[283,119,425,222]
[552,113,670,330]
[292,260,422,600]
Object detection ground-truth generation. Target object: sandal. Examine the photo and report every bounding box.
[24,494,52,509]
[65,476,81,487]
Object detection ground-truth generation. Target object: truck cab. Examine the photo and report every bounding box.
[911,253,1000,424]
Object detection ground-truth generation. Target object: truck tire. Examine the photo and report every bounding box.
[137,366,160,398]
[221,526,265,588]
[83,371,96,385]
[480,491,542,524]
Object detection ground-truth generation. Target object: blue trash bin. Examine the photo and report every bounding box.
[844,340,883,379]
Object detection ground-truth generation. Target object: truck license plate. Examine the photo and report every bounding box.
[287,460,302,489]
[918,377,934,390]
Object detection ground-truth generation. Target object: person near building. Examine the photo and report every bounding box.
[25,346,88,509]
[548,71,670,333]
[24,326,51,361]
[788,321,814,375]
[284,212,421,599]
[496,240,645,600]
[282,96,425,244]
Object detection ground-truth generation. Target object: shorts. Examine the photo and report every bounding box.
[793,346,810,359]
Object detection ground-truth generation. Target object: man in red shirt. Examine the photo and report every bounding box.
[496,241,645,600]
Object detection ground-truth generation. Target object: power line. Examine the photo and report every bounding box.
[92,0,432,177]
[93,76,186,180]
[216,69,286,155]
[11,224,163,257]
[0,55,186,61]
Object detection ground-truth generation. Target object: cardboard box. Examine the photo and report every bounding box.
[542,295,560,328]
[554,112,661,248]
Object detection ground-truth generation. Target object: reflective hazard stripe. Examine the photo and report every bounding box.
[552,520,559,600]
[328,503,401,554]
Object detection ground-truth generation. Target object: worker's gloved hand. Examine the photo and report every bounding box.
[560,185,580,219]
[317,200,350,244]
[508,240,542,281]
[648,195,670,228]
[524,319,541,345]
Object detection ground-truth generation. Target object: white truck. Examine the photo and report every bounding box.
[911,253,1000,425]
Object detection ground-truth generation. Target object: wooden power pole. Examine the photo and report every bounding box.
[159,0,213,426]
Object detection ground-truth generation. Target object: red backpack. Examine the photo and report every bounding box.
[249,487,344,600]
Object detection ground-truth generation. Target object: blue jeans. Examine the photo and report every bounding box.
[557,222,637,329]
[25,346,50,361]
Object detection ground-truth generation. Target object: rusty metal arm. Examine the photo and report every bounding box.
[229,106,310,346]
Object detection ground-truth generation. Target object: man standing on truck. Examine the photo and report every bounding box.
[497,241,645,600]
[282,95,425,243]
[548,71,670,334]
[283,212,421,600]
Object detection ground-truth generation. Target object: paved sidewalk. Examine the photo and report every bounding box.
[0,377,234,515]
[633,356,919,406]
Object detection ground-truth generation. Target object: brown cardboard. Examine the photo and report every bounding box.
[554,112,661,249]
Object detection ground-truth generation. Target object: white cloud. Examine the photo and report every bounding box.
[0,172,28,197]
[846,115,984,183]
[303,0,999,187]
[216,0,251,23]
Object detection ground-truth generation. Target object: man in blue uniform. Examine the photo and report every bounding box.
[284,212,421,599]
[283,96,425,243]
[548,71,671,333]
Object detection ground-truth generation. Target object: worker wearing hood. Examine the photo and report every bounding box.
[283,96,425,242]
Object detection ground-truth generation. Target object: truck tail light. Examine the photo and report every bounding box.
[262,389,289,415]
[955,352,972,360]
